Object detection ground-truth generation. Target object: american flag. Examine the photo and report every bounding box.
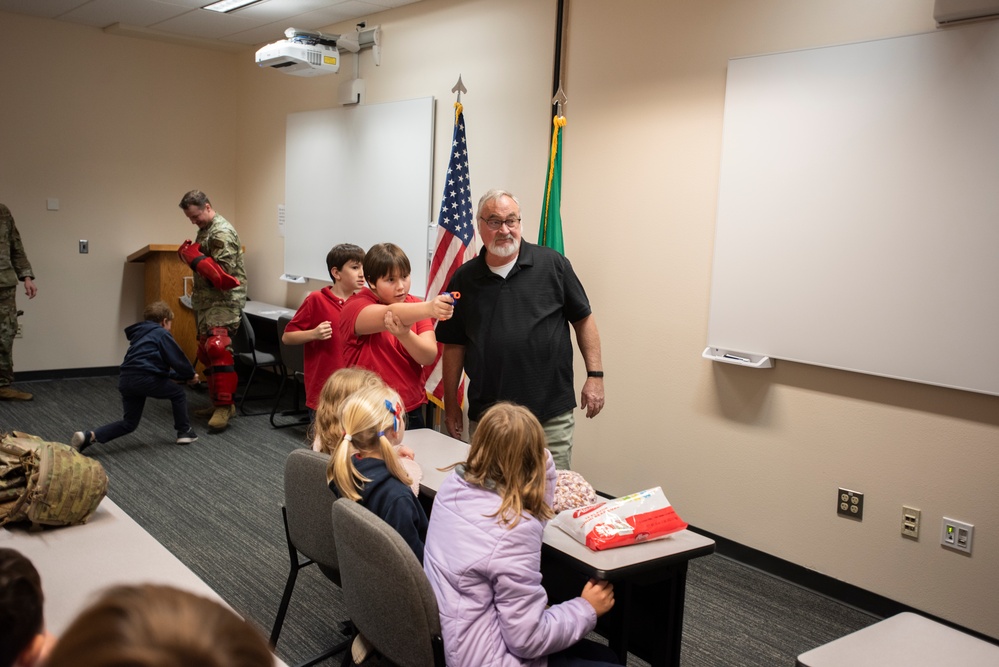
[424,102,476,407]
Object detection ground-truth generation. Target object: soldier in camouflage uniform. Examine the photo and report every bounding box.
[0,204,38,401]
[178,191,247,432]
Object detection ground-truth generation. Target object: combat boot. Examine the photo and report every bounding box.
[194,405,216,417]
[208,404,236,432]
[0,386,33,401]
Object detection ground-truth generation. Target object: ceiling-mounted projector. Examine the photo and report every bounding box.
[255,28,340,76]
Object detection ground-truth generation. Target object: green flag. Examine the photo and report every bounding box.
[539,114,566,254]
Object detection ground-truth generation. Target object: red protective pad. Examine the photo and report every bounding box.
[200,328,236,405]
[202,327,234,367]
[179,240,240,291]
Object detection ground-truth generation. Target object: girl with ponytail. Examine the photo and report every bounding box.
[325,383,428,563]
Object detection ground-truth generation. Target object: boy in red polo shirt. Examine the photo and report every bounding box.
[282,243,366,417]
[340,243,454,429]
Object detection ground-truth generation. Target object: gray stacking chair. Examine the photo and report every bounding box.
[270,314,309,428]
[233,310,284,415]
[330,499,446,667]
[270,449,350,666]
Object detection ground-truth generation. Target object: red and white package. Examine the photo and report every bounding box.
[550,487,688,551]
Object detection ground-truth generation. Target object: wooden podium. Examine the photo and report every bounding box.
[126,245,198,363]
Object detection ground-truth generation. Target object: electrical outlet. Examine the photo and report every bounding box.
[837,488,864,520]
[14,323,23,339]
[941,517,974,554]
[901,505,920,539]
[79,240,89,254]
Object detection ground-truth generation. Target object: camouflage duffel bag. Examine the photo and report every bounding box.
[0,431,108,528]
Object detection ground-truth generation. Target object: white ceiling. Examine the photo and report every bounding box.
[0,0,423,50]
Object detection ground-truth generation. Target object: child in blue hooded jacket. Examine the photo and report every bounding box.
[71,301,199,451]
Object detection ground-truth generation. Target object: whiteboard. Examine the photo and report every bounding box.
[707,22,999,397]
[284,97,435,292]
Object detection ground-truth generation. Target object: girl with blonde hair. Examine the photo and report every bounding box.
[311,367,383,455]
[326,383,428,563]
[423,402,617,667]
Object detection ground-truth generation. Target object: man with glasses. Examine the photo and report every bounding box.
[437,189,604,469]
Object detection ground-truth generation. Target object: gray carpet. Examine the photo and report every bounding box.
[1,375,877,666]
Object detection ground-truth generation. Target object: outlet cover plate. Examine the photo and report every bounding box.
[838,488,864,520]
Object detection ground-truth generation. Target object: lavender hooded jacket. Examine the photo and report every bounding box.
[423,451,597,666]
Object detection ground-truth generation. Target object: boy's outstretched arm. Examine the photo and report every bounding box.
[353,294,454,336]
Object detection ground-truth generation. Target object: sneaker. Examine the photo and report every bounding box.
[70,431,95,453]
[0,386,33,401]
[351,633,373,665]
[176,429,199,445]
[207,404,236,432]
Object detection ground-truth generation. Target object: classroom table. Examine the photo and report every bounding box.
[796,612,999,667]
[403,428,716,667]
[0,497,289,666]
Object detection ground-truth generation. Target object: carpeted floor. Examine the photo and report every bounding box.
[1,375,878,666]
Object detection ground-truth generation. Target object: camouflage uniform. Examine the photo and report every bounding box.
[0,204,34,388]
[192,213,247,334]
[192,213,246,414]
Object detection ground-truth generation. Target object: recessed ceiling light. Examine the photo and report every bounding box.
[202,0,263,13]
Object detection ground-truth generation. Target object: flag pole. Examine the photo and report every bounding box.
[425,76,475,412]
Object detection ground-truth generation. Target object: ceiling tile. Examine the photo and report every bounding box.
[61,0,193,28]
[0,0,91,18]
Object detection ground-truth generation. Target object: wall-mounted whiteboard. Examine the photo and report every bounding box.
[284,97,434,292]
[707,21,999,397]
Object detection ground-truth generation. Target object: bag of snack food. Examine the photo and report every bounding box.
[550,486,687,551]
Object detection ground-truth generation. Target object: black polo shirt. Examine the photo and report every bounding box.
[436,242,592,422]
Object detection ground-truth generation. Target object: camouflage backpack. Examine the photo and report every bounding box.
[0,431,109,528]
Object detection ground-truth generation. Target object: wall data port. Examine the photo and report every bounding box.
[901,506,920,539]
[941,517,974,554]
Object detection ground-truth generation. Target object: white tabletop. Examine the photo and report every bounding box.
[244,300,297,321]
[403,428,715,578]
[1,497,288,666]
[797,612,999,667]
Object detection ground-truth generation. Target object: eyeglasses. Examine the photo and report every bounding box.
[480,217,521,230]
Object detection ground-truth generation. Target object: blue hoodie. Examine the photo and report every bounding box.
[120,320,195,381]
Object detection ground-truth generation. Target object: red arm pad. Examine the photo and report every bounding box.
[179,240,240,291]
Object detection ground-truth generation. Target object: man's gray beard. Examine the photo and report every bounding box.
[489,236,520,258]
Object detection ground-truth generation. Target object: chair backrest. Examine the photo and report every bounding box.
[331,499,444,667]
[277,315,305,376]
[232,310,256,358]
[284,449,340,584]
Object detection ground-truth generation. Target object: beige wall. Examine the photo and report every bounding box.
[2,0,997,640]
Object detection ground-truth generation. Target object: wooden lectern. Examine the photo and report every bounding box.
[126,245,198,364]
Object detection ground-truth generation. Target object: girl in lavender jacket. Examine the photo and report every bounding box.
[423,402,618,667]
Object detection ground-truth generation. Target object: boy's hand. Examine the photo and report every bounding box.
[312,321,333,341]
[383,311,407,337]
[431,293,455,321]
[581,578,615,617]
[187,374,201,386]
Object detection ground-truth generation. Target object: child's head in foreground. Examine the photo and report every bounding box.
[45,584,273,667]
[464,402,554,527]
[0,548,46,667]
